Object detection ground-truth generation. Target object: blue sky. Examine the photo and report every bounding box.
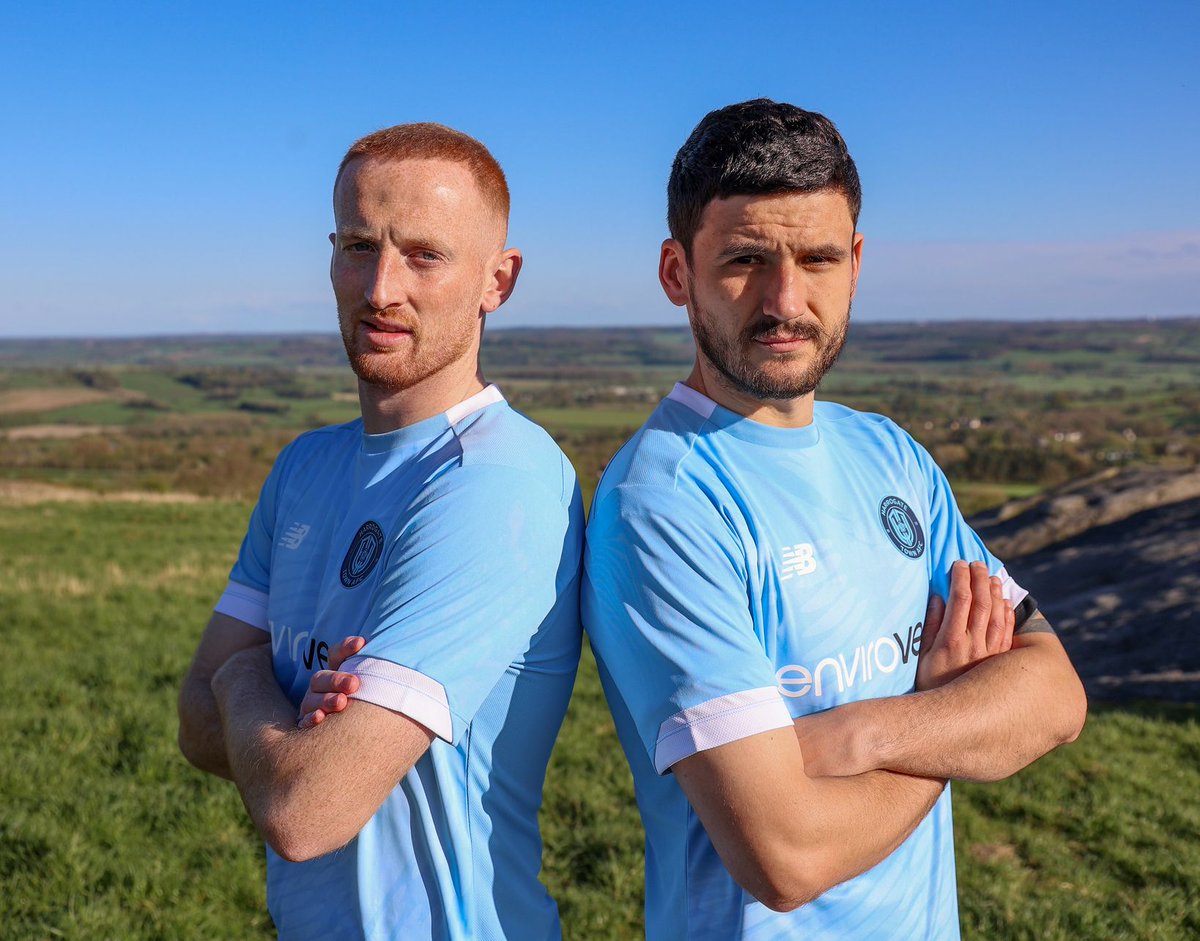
[1,1,1196,338]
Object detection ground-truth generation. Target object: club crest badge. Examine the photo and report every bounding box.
[340,521,384,588]
[879,496,925,559]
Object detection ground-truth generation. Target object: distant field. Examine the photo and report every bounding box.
[1,498,1197,939]
[2,320,1198,511]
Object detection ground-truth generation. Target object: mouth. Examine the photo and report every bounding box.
[754,334,813,353]
[360,317,415,349]
[751,324,822,354]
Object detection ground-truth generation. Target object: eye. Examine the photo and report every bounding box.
[344,241,374,254]
[729,254,762,266]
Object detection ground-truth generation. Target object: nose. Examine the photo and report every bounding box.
[365,250,406,311]
[761,263,805,321]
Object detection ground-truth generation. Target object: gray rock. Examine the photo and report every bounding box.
[970,466,1200,703]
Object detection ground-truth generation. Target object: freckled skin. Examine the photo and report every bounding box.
[329,157,516,431]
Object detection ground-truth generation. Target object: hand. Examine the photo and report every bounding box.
[297,636,366,729]
[915,561,1014,691]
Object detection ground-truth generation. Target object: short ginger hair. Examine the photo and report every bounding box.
[335,122,510,222]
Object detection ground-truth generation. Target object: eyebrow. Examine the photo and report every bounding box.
[715,240,851,261]
[334,226,376,242]
[804,243,851,260]
[334,228,455,256]
[715,239,775,261]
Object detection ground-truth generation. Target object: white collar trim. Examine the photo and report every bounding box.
[445,384,505,425]
[666,382,717,420]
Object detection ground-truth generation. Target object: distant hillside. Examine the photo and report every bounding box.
[972,466,1200,702]
[2,318,1196,370]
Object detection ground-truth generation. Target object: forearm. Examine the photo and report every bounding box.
[177,613,272,780]
[675,728,945,912]
[212,647,432,862]
[210,647,339,860]
[785,768,945,906]
[177,676,236,780]
[800,632,1086,782]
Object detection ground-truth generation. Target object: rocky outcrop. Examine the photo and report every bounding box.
[970,466,1200,702]
[971,466,1200,559]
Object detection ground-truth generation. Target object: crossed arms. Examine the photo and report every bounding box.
[177,614,433,862]
[671,561,1086,911]
[179,564,1085,892]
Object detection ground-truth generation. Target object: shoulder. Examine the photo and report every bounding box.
[588,428,741,555]
[268,419,362,487]
[280,418,361,457]
[594,396,714,504]
[816,399,906,440]
[450,402,578,507]
[816,400,935,465]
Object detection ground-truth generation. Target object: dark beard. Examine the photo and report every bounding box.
[689,296,850,401]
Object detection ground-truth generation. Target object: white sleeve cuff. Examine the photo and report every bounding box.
[996,566,1029,609]
[213,580,269,631]
[653,687,794,775]
[343,655,454,743]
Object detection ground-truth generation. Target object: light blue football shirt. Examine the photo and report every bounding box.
[213,386,583,941]
[583,384,1029,941]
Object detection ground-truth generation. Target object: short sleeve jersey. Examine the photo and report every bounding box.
[214,386,583,941]
[583,384,1028,941]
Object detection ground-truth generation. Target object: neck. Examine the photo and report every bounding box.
[684,360,816,428]
[358,367,488,435]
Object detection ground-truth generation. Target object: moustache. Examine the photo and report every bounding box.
[746,319,825,344]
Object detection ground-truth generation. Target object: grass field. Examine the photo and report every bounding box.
[2,498,1197,939]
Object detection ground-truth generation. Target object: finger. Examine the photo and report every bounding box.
[307,669,361,696]
[920,594,946,654]
[329,635,367,671]
[306,670,342,694]
[298,709,327,730]
[1002,599,1016,652]
[300,690,347,715]
[966,561,992,642]
[943,561,972,640]
[984,575,1007,651]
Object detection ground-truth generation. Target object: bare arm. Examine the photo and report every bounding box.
[210,644,434,862]
[674,727,944,912]
[796,563,1087,782]
[177,612,272,779]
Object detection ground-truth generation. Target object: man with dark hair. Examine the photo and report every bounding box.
[582,99,1086,940]
[178,123,583,941]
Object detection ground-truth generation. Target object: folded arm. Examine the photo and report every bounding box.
[796,562,1087,783]
[210,644,434,862]
[177,612,272,780]
[674,727,944,912]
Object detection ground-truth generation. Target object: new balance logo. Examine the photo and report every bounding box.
[279,523,311,550]
[780,543,816,580]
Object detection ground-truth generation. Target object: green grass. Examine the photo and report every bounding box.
[0,499,269,939]
[953,481,1044,515]
[954,702,1200,939]
[523,406,656,434]
[1,500,1197,939]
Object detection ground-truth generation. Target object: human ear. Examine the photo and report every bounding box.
[481,248,523,313]
[659,239,690,307]
[849,232,864,300]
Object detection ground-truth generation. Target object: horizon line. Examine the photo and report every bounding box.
[1,313,1197,343]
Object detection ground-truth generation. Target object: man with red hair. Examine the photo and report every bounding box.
[178,124,583,941]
